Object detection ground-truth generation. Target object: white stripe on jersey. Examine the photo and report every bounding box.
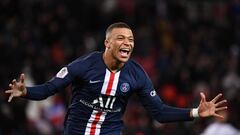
[100,69,111,95]
[84,110,107,135]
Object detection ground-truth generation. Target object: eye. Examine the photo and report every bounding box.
[129,38,134,42]
[117,37,124,40]
[116,36,124,40]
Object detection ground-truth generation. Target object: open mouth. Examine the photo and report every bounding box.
[119,48,130,57]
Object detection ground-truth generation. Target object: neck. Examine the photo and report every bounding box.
[103,51,124,73]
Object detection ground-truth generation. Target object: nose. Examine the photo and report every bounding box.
[123,39,131,46]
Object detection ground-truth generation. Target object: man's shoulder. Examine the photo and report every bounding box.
[128,59,144,70]
[76,51,102,62]
[70,51,102,65]
[67,51,102,74]
[126,59,151,88]
[127,59,146,75]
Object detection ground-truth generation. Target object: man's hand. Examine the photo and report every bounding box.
[5,73,27,102]
[196,92,227,119]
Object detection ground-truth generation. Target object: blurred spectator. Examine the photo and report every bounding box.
[200,111,240,135]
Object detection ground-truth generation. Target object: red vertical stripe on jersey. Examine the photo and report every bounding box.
[89,111,102,135]
[105,72,115,96]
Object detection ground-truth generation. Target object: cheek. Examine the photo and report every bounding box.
[131,44,134,49]
[108,43,118,54]
[113,46,119,53]
[111,42,121,50]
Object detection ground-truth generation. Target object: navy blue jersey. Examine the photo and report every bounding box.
[25,51,193,135]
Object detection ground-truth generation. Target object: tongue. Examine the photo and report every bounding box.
[120,51,128,57]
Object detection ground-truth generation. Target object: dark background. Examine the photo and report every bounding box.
[0,0,239,134]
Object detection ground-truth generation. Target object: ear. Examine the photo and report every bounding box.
[104,39,110,49]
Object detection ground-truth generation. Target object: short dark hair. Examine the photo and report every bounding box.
[105,22,131,36]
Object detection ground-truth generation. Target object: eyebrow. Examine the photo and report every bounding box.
[116,34,134,39]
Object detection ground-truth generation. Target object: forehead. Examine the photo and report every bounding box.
[109,28,133,37]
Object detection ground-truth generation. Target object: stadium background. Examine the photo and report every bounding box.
[0,0,240,134]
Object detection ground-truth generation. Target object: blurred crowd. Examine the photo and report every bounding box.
[0,0,240,135]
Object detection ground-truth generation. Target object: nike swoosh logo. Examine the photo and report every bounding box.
[89,80,101,83]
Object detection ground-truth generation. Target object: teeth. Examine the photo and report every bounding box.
[120,48,130,52]
[120,48,130,56]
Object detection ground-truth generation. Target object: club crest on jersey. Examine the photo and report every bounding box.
[120,83,130,93]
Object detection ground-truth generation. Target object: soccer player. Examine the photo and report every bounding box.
[5,22,227,135]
